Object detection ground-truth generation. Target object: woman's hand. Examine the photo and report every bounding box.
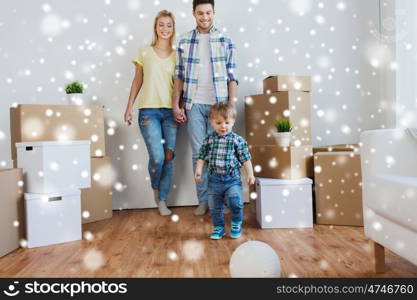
[173,106,187,123]
[124,106,133,126]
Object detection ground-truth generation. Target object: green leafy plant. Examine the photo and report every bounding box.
[274,118,292,133]
[65,81,84,94]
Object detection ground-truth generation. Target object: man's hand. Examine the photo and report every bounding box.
[173,106,187,123]
[228,80,238,106]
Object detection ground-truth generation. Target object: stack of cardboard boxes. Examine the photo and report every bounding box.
[16,140,91,247]
[245,76,364,228]
[245,75,314,228]
[245,76,314,179]
[10,104,113,225]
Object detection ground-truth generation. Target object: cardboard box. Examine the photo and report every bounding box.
[251,145,313,179]
[81,157,113,224]
[0,169,24,257]
[263,75,311,93]
[256,177,313,228]
[313,152,363,226]
[313,144,359,154]
[25,190,81,248]
[16,141,91,193]
[10,104,106,159]
[245,91,311,147]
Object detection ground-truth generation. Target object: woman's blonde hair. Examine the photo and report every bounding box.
[151,10,176,47]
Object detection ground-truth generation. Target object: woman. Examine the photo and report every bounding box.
[124,10,178,216]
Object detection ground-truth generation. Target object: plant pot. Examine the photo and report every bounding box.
[67,93,84,105]
[272,132,292,147]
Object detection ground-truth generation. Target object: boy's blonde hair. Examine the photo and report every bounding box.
[209,102,237,120]
[151,10,176,47]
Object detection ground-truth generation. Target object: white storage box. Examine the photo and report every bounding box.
[16,141,91,193]
[25,190,82,248]
[256,177,313,228]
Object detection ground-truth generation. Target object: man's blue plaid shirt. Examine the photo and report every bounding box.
[174,26,238,110]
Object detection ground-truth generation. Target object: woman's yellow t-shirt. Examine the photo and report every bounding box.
[132,46,175,109]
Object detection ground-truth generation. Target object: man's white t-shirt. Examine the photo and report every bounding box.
[193,34,216,105]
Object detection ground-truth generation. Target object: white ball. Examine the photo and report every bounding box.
[229,241,281,277]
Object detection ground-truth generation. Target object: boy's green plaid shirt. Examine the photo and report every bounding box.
[198,132,251,175]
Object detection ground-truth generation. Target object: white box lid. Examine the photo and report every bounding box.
[16,140,91,148]
[256,177,312,186]
[25,189,81,201]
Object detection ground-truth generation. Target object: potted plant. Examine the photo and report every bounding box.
[65,81,84,105]
[273,118,292,147]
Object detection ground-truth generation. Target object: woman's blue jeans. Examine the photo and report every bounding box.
[138,108,179,202]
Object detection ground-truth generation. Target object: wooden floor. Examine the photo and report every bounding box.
[1,205,417,278]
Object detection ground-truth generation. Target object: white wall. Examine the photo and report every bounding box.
[379,0,397,129]
[378,0,417,129]
[395,0,417,128]
[0,0,386,209]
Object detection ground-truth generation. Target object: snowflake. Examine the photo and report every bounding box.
[83,249,105,271]
[182,240,204,262]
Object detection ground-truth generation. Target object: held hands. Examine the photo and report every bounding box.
[173,106,187,123]
[247,175,256,185]
[124,106,133,126]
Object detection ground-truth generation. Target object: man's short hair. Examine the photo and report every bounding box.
[193,0,215,11]
[209,102,236,120]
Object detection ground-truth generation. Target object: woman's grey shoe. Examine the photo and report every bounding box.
[158,201,172,216]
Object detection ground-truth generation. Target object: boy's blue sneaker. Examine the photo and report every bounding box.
[230,221,242,238]
[210,226,225,240]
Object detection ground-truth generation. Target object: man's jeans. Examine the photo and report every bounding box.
[186,104,214,204]
[139,108,178,202]
[208,170,244,227]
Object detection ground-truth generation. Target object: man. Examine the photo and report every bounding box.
[172,0,238,215]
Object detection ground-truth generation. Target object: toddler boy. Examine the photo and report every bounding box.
[195,102,255,239]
